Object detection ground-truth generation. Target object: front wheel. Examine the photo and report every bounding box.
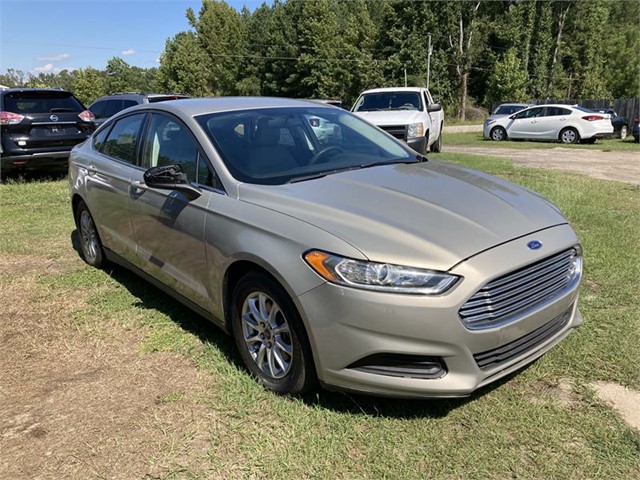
[559,127,579,144]
[75,200,106,268]
[490,126,507,141]
[231,272,316,395]
[430,129,442,153]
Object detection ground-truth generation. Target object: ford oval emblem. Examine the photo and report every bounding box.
[527,240,543,250]
[50,114,59,122]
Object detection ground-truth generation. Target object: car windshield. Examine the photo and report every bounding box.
[353,92,423,112]
[494,105,526,115]
[3,91,84,113]
[196,107,416,185]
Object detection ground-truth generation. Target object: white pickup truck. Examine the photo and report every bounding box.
[351,87,444,154]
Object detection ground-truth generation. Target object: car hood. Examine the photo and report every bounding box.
[485,114,510,123]
[352,110,424,126]
[238,160,567,271]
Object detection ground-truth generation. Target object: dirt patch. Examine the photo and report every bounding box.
[590,382,640,431]
[528,378,579,408]
[446,145,640,184]
[0,255,214,479]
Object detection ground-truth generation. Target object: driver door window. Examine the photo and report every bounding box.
[141,113,214,186]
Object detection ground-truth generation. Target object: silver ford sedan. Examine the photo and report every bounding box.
[69,97,583,398]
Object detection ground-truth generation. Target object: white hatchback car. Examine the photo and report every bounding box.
[484,104,614,144]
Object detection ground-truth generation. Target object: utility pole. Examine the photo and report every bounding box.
[404,68,407,87]
[426,34,432,90]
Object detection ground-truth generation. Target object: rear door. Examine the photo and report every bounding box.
[84,113,147,262]
[535,107,572,139]
[127,111,219,308]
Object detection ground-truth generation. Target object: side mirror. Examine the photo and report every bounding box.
[427,103,442,113]
[143,164,201,200]
[509,114,517,120]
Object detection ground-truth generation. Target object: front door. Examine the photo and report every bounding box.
[127,112,216,308]
[508,107,545,139]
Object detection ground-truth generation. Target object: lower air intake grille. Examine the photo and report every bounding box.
[473,308,571,370]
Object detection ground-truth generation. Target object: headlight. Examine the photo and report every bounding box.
[568,245,583,281]
[303,250,460,295]
[407,122,424,139]
[484,119,496,126]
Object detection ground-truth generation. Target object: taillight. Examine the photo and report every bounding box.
[582,115,605,121]
[78,110,95,122]
[634,118,639,125]
[0,111,25,125]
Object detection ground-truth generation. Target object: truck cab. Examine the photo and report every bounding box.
[351,87,444,154]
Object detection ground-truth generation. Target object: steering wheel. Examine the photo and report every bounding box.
[308,146,344,165]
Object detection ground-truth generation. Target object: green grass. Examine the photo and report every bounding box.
[1,168,639,479]
[444,131,640,151]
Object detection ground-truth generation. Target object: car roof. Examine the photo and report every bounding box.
[497,103,530,107]
[360,87,424,94]
[1,87,72,95]
[122,96,330,117]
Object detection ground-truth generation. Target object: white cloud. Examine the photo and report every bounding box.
[121,48,135,56]
[37,53,71,62]
[34,63,55,73]
[155,57,161,63]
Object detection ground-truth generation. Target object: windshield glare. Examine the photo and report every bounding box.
[353,92,423,112]
[196,107,414,185]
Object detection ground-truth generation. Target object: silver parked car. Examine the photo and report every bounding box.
[69,98,583,398]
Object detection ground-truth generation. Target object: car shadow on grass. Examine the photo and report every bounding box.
[0,171,67,184]
[71,229,531,419]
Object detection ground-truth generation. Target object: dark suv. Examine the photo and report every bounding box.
[1,88,96,176]
[89,92,189,126]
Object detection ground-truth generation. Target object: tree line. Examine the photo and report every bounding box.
[2,0,638,120]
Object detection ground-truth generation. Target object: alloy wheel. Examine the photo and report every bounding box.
[79,209,99,262]
[241,291,293,379]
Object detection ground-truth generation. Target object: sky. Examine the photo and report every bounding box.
[0,0,264,74]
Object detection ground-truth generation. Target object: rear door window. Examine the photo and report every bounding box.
[102,114,146,164]
[3,91,84,113]
[90,100,108,119]
[545,107,572,117]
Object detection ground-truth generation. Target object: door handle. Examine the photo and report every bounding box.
[87,165,97,176]
[531,120,537,124]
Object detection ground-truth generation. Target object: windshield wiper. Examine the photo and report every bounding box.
[287,165,364,184]
[288,157,425,184]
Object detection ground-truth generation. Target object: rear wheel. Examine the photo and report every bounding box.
[231,272,316,395]
[490,126,507,141]
[559,127,579,144]
[619,125,628,140]
[75,200,105,268]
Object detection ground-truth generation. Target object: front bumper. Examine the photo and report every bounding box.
[406,136,427,154]
[297,224,582,398]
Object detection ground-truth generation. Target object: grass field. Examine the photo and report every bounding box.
[444,131,640,151]
[1,156,639,478]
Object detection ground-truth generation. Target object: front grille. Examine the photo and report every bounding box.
[473,308,571,370]
[379,125,407,140]
[460,248,580,329]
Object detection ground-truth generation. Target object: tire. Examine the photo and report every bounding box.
[431,127,443,153]
[490,126,507,141]
[559,127,579,144]
[231,272,316,395]
[75,200,106,268]
[619,125,628,140]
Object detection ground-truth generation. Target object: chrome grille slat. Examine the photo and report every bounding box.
[476,250,573,292]
[459,248,579,329]
[461,276,572,323]
[462,260,571,308]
